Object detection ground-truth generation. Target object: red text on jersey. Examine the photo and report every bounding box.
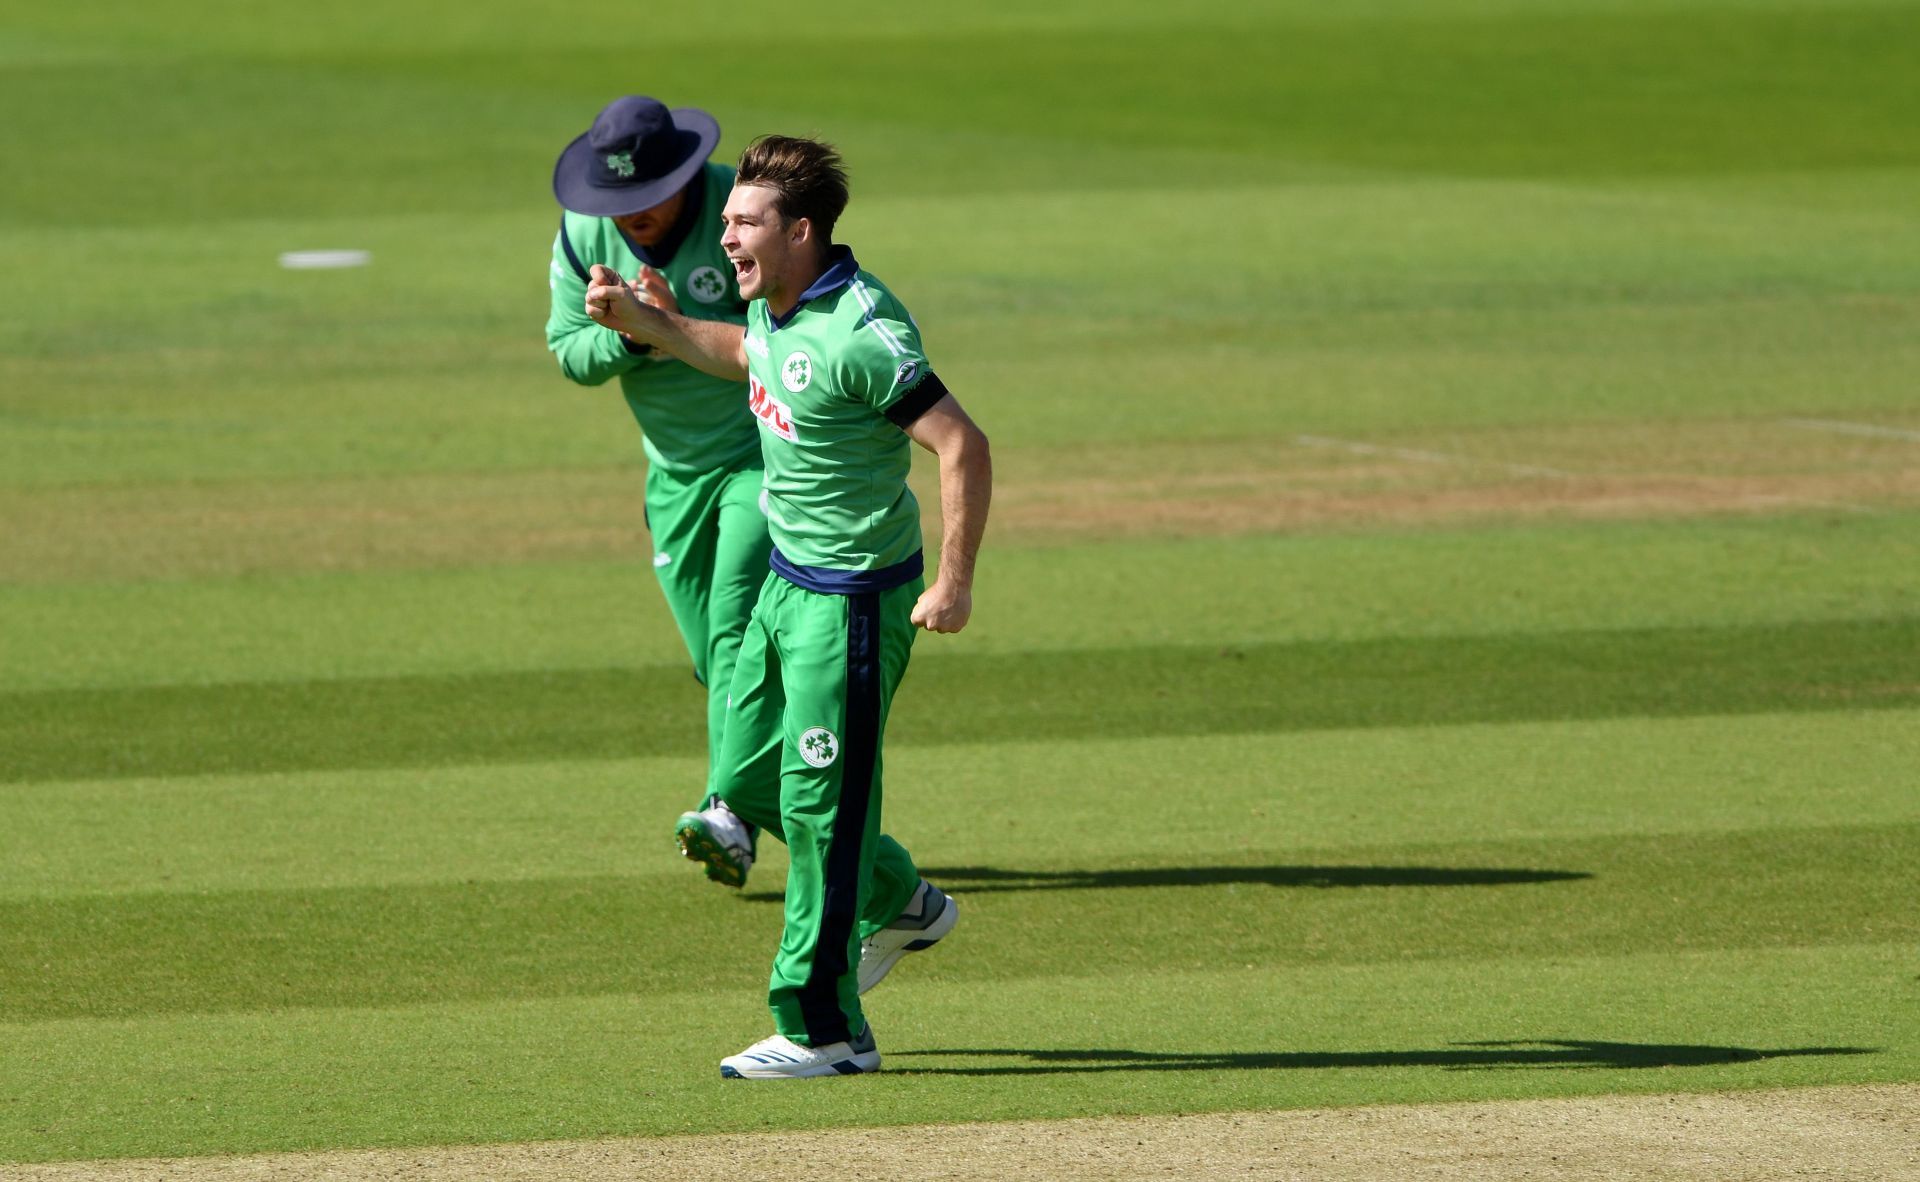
[748,375,798,442]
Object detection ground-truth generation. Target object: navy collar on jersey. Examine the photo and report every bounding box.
[616,167,706,268]
[768,244,858,331]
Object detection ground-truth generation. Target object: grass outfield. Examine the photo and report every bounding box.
[3,0,1919,1168]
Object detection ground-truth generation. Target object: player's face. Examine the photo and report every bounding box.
[721,183,799,303]
[612,187,687,247]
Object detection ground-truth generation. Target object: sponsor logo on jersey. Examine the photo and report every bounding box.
[895,360,920,388]
[605,152,636,178]
[781,350,813,393]
[653,552,673,568]
[748,375,798,442]
[687,266,727,304]
[745,333,770,360]
[798,727,840,768]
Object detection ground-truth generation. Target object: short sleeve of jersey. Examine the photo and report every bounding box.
[836,285,933,415]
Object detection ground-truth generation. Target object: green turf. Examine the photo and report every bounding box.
[4,513,1919,691]
[6,817,1914,1022]
[3,0,1918,1166]
[8,710,1914,899]
[6,612,1920,783]
[5,950,1911,1160]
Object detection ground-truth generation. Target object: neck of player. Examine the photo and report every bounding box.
[767,249,831,322]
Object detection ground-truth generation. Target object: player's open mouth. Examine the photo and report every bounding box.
[730,257,756,282]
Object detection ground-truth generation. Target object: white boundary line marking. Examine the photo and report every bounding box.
[278,250,370,270]
[1294,435,1573,479]
[1782,418,1920,443]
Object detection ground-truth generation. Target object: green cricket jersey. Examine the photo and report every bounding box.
[546,161,759,476]
[744,246,949,591]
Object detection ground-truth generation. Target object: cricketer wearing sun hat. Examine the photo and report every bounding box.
[545,96,771,888]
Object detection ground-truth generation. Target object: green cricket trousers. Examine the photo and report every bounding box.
[643,458,773,798]
[712,572,925,1046]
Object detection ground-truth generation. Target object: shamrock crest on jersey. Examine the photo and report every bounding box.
[782,351,813,393]
[743,249,932,575]
[688,266,728,304]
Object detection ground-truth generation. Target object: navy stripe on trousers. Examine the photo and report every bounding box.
[796,591,882,1046]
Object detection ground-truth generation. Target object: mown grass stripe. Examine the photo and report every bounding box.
[0,944,1909,1166]
[3,617,1915,784]
[8,708,1916,902]
[3,822,1909,1024]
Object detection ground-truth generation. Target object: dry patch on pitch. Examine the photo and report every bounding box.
[15,1085,1916,1181]
[992,419,1920,542]
[5,416,1917,583]
[0,469,656,584]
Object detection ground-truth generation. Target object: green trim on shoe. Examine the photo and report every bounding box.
[674,810,752,888]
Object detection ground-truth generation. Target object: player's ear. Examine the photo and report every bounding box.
[789,216,813,248]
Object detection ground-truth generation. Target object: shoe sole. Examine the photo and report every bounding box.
[857,895,959,994]
[720,1052,880,1079]
[674,814,750,889]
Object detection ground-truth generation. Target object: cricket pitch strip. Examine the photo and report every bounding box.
[17,1084,1916,1181]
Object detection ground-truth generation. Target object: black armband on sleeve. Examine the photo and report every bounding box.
[621,336,652,356]
[885,372,949,428]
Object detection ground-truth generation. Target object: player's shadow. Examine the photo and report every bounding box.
[885,1040,1874,1076]
[739,864,1587,903]
[914,865,1593,893]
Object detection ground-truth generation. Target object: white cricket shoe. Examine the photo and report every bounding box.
[674,801,754,888]
[858,880,958,994]
[719,1025,880,1079]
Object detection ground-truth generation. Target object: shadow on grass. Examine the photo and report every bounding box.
[924,865,1592,892]
[886,1040,1875,1076]
[745,865,1591,902]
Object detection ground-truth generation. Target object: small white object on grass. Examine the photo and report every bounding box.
[278,250,372,270]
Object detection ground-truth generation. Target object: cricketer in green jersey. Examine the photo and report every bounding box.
[547,96,770,887]
[586,135,992,1079]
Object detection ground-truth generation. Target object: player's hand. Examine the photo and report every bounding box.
[585,264,657,340]
[635,265,680,315]
[910,580,972,633]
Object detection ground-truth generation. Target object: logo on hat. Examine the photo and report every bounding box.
[557,98,721,218]
[688,266,727,304]
[781,351,812,393]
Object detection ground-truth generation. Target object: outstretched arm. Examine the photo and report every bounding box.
[546,238,653,386]
[903,393,992,633]
[585,264,748,381]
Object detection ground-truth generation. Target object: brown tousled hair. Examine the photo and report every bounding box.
[735,135,850,243]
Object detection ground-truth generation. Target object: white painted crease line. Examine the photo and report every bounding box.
[1782,417,1920,443]
[1294,434,1574,479]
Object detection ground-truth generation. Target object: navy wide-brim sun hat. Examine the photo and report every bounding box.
[553,96,720,217]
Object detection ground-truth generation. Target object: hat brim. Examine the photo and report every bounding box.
[552,107,721,217]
